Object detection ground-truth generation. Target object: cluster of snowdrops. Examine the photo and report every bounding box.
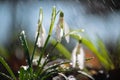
[0,6,94,80]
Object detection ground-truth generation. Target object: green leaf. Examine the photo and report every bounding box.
[20,31,31,67]
[82,37,113,70]
[96,37,114,69]
[0,56,16,80]
[51,39,71,59]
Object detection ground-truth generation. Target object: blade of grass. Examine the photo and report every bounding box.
[0,56,16,80]
[20,31,31,67]
[96,37,114,69]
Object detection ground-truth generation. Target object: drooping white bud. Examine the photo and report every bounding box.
[56,11,70,43]
[36,26,47,47]
[71,43,85,69]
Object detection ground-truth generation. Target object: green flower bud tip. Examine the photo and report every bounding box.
[60,11,64,17]
[79,36,82,43]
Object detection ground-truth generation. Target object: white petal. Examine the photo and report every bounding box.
[60,28,64,39]
[41,27,47,47]
[77,46,85,69]
[37,37,42,47]
[36,26,47,47]
[56,24,63,42]
[64,21,70,43]
[71,43,78,68]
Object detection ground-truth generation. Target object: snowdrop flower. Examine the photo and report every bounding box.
[36,8,47,47]
[36,26,47,47]
[71,42,85,69]
[56,11,70,43]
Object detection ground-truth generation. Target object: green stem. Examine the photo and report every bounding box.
[37,41,59,76]
[20,33,31,67]
[55,10,60,18]
[36,41,58,77]
[48,6,56,35]
[30,32,39,66]
[31,8,43,66]
[37,34,50,66]
[37,6,57,66]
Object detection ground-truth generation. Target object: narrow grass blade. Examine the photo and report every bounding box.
[20,31,31,67]
[96,37,114,69]
[0,56,16,80]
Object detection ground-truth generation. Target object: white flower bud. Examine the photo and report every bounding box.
[71,43,85,69]
[56,12,70,43]
[36,26,47,47]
